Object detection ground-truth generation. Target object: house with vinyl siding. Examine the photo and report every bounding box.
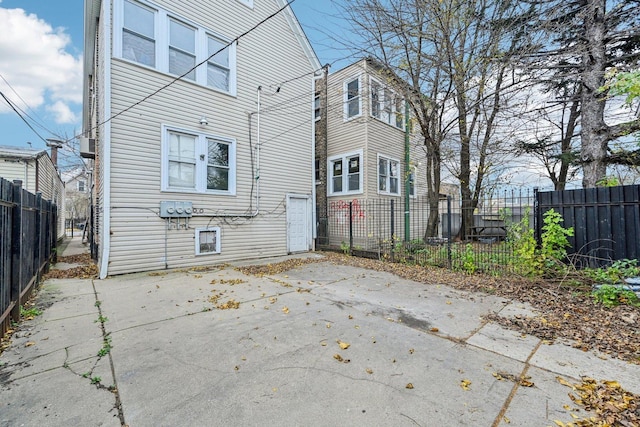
[0,146,66,240]
[315,59,457,249]
[83,0,320,277]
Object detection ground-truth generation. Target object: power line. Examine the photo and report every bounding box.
[0,90,49,145]
[91,0,299,137]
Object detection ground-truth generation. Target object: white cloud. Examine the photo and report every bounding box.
[0,7,82,124]
[46,100,78,124]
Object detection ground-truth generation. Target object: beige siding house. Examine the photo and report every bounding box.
[315,59,457,249]
[0,146,66,240]
[83,0,320,277]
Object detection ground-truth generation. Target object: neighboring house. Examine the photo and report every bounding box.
[83,0,320,277]
[315,59,458,249]
[0,145,66,240]
[62,168,91,228]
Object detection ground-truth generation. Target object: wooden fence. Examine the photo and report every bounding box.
[0,178,58,339]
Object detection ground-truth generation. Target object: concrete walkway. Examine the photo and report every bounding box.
[1,237,639,426]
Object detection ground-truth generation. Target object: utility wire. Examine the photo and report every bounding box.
[91,0,298,136]
[0,90,49,145]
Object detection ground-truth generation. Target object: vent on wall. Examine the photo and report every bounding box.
[80,137,96,159]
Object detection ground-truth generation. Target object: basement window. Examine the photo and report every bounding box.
[196,227,221,255]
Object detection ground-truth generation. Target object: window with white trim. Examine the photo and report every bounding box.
[122,0,156,67]
[378,155,400,195]
[162,126,236,194]
[344,77,361,119]
[169,18,196,80]
[115,0,237,95]
[328,151,362,195]
[77,180,86,192]
[196,227,220,255]
[370,77,404,129]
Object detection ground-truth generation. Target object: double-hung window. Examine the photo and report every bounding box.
[77,180,86,192]
[116,0,237,95]
[163,126,235,194]
[122,0,156,67]
[378,155,400,195]
[328,151,362,195]
[344,77,361,119]
[370,77,404,129]
[207,35,230,91]
[169,19,196,80]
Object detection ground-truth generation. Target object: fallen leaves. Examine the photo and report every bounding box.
[493,372,534,387]
[460,379,472,390]
[210,278,246,285]
[333,354,350,363]
[556,376,640,426]
[337,340,350,350]
[236,258,322,276]
[405,383,414,389]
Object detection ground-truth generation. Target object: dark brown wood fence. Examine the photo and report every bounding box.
[0,178,58,339]
[536,185,640,268]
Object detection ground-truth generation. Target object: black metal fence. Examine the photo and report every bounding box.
[0,178,58,338]
[317,190,535,274]
[317,186,640,273]
[537,185,640,268]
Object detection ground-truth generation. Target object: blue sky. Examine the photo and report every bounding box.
[0,0,351,168]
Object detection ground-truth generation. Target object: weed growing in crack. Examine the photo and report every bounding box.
[97,334,112,358]
[90,376,102,385]
[94,315,109,324]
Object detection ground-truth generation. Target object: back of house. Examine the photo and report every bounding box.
[83,0,320,277]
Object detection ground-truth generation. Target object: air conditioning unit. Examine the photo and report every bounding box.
[79,137,96,159]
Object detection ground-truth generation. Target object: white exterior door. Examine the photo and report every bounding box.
[287,194,310,253]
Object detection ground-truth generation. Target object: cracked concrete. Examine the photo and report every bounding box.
[2,237,640,426]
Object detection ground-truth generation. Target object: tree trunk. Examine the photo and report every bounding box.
[580,0,608,188]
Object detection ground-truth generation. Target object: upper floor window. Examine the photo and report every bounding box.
[328,151,362,196]
[378,155,400,195]
[122,0,156,67]
[77,180,86,192]
[115,0,236,95]
[370,77,404,129]
[344,77,361,119]
[162,125,236,194]
[169,19,196,80]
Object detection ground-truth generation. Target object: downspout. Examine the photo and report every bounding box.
[404,99,410,242]
[99,2,112,279]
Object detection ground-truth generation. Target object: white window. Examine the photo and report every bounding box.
[196,227,221,255]
[122,0,156,67]
[314,95,321,121]
[207,35,231,91]
[77,180,86,192]
[370,77,404,129]
[378,155,400,195]
[169,18,196,80]
[328,151,363,195]
[344,77,361,119]
[162,126,235,194]
[115,0,237,95]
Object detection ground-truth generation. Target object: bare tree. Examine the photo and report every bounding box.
[343,0,535,238]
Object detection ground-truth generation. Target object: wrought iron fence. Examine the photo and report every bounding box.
[317,190,536,274]
[0,178,58,338]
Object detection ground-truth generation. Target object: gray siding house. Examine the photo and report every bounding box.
[83,0,320,277]
[0,146,66,240]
